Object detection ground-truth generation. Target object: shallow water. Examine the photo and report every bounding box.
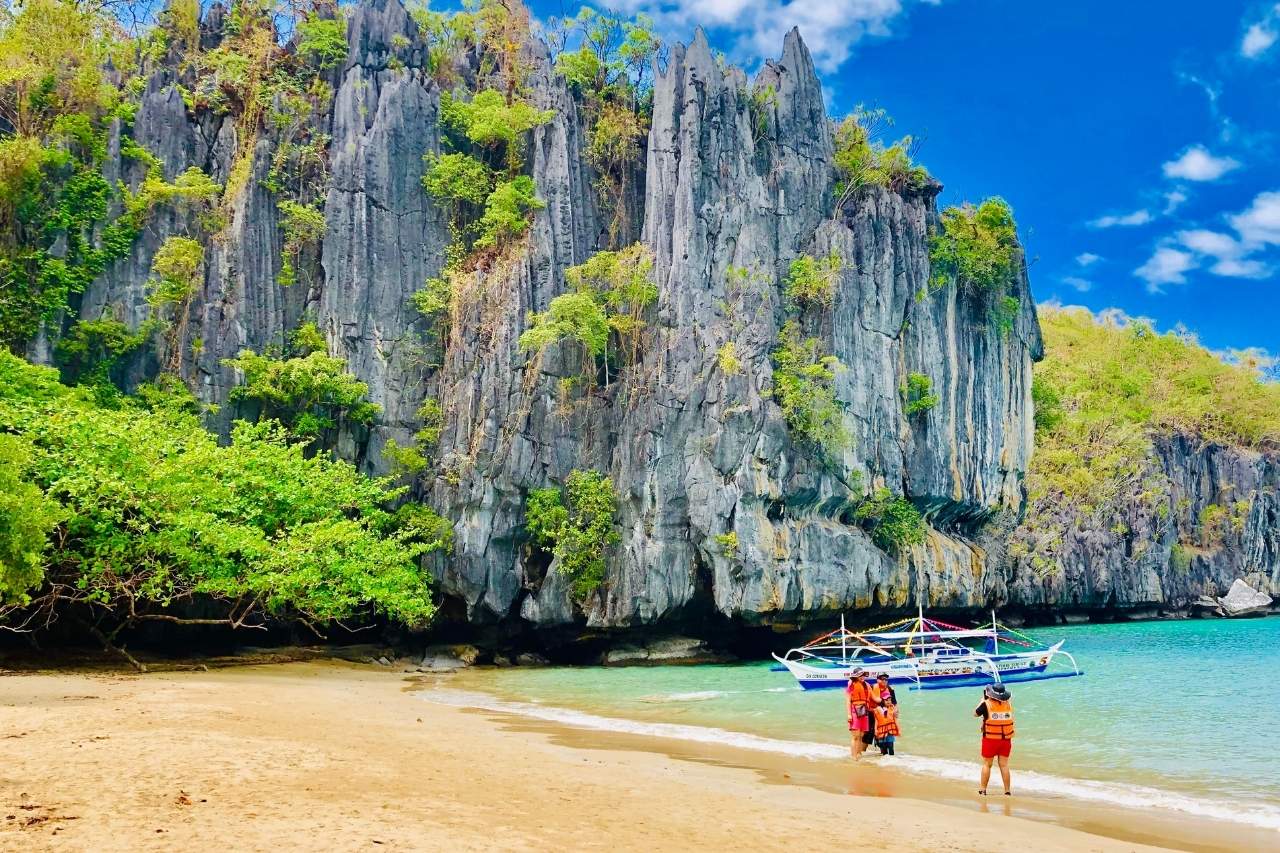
[446,617,1280,831]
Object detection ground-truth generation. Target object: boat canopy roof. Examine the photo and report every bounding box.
[788,614,1052,654]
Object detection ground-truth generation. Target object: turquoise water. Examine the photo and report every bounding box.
[441,617,1280,830]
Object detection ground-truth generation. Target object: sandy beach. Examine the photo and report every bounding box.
[0,660,1266,852]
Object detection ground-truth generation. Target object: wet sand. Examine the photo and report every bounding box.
[0,660,1266,851]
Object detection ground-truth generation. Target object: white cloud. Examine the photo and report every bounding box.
[1177,228,1244,259]
[1210,257,1271,278]
[1229,190,1280,246]
[1161,145,1241,182]
[1074,252,1102,267]
[1242,23,1278,58]
[1134,247,1196,292]
[1176,228,1273,279]
[1089,209,1153,229]
[606,0,937,73]
[1060,276,1093,293]
[1241,5,1280,58]
[1163,189,1188,214]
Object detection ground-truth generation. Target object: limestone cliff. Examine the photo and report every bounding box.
[46,0,1276,642]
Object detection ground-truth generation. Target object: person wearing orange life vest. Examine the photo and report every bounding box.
[974,683,1015,796]
[845,669,874,761]
[872,697,900,755]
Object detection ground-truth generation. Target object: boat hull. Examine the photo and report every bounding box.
[776,648,1062,690]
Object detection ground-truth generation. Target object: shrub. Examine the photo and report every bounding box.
[148,237,204,308]
[0,351,448,632]
[929,197,1019,292]
[519,291,609,361]
[1169,543,1192,575]
[902,372,939,416]
[784,252,842,309]
[524,470,620,600]
[222,350,381,440]
[422,152,493,207]
[832,107,929,204]
[296,17,349,70]
[413,275,453,320]
[717,342,741,376]
[771,321,849,457]
[475,175,544,247]
[0,433,63,605]
[384,398,445,476]
[278,200,326,287]
[290,321,327,356]
[440,89,553,167]
[714,531,738,558]
[854,488,927,553]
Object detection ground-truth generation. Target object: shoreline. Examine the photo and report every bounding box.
[0,661,1271,851]
[423,674,1278,852]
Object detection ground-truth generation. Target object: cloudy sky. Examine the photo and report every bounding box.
[529,0,1280,353]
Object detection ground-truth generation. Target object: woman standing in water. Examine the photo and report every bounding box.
[845,669,873,760]
[975,683,1015,795]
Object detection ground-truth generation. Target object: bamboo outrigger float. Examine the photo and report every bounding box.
[772,607,1082,691]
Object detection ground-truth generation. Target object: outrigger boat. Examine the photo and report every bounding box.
[772,609,1082,691]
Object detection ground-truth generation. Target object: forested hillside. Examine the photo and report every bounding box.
[0,0,1274,656]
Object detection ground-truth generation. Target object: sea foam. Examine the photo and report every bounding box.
[419,687,1280,833]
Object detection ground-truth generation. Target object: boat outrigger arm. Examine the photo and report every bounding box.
[771,609,1082,691]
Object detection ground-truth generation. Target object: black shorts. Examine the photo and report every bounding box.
[862,729,875,745]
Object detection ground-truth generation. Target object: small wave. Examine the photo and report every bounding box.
[640,690,727,702]
[419,687,1280,832]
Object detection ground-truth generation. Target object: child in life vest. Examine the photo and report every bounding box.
[873,698,900,755]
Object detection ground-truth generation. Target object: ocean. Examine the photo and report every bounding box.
[434,617,1280,832]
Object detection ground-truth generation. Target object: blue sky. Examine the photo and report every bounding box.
[529,0,1280,354]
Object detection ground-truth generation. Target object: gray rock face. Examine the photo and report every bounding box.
[1005,433,1280,613]
[70,0,1273,642]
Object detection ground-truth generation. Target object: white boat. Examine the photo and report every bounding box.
[772,610,1081,691]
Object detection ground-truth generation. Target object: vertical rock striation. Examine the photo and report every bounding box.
[66,0,1270,641]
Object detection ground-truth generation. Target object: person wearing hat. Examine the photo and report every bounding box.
[975,683,1015,795]
[845,668,874,760]
[871,673,899,755]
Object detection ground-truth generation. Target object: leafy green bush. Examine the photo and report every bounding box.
[54,317,151,390]
[296,16,349,70]
[854,488,927,553]
[519,291,609,360]
[475,175,544,247]
[714,531,738,558]
[383,398,445,477]
[223,349,381,440]
[412,275,453,320]
[0,433,63,605]
[771,321,848,456]
[440,89,553,166]
[929,197,1019,292]
[277,200,326,287]
[1031,374,1062,432]
[784,252,842,309]
[149,237,204,308]
[0,350,448,630]
[422,152,493,207]
[565,242,656,360]
[832,107,930,204]
[901,373,939,416]
[717,342,741,376]
[524,470,620,600]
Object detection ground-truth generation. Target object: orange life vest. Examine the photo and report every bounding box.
[873,703,900,738]
[982,698,1015,740]
[847,680,872,714]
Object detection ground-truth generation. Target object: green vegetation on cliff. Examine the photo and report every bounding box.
[525,470,620,600]
[0,351,449,641]
[1017,307,1280,572]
